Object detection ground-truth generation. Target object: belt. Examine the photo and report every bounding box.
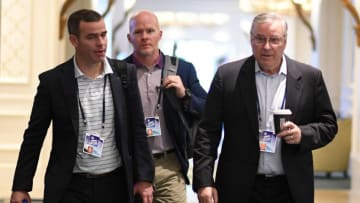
[256,174,287,182]
[152,149,175,159]
[73,167,121,179]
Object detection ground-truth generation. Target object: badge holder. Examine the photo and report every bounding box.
[83,133,104,158]
[145,116,161,137]
[259,130,277,153]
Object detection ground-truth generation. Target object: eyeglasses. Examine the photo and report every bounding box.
[252,35,284,45]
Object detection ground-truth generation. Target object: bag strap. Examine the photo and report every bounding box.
[163,56,191,132]
[112,59,128,89]
[164,55,178,77]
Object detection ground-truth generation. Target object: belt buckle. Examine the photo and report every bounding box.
[259,174,285,182]
[85,173,98,178]
[257,174,275,181]
[74,168,121,179]
[263,174,274,181]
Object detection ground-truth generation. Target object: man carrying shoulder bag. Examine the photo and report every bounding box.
[124,10,207,203]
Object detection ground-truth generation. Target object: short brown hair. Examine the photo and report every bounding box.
[67,9,102,36]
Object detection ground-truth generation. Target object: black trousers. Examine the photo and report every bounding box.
[249,175,294,203]
[61,167,128,203]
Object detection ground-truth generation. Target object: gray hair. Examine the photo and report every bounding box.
[250,12,288,37]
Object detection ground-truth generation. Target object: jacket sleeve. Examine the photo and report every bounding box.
[192,68,223,191]
[12,73,52,191]
[297,70,338,152]
[178,60,207,116]
[126,64,155,183]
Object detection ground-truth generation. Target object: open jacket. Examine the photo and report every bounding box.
[12,58,154,203]
[124,53,207,183]
[193,55,338,203]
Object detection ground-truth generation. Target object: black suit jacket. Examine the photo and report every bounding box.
[12,58,154,203]
[193,56,338,203]
[124,53,207,183]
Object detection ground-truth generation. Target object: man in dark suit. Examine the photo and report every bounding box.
[10,9,154,203]
[124,10,207,203]
[193,12,338,203]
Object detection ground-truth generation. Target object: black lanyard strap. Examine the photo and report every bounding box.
[77,75,108,128]
[257,93,286,122]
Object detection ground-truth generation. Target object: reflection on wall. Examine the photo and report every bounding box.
[161,39,231,91]
[156,11,230,27]
[0,0,1,67]
[238,0,312,14]
[154,11,235,90]
[341,0,360,47]
[0,0,31,83]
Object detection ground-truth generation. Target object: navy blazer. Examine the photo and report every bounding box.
[193,55,338,203]
[124,53,207,183]
[12,58,154,203]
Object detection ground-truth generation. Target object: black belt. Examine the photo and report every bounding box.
[152,149,175,159]
[73,167,121,179]
[256,174,287,182]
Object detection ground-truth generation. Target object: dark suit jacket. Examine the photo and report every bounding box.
[124,53,207,183]
[12,58,154,203]
[193,56,338,203]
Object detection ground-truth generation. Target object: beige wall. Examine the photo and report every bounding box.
[0,0,96,199]
[351,1,360,199]
[0,0,63,199]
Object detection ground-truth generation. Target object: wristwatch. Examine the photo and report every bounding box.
[182,88,192,101]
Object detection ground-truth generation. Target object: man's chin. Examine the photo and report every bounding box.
[96,55,106,61]
[139,49,154,56]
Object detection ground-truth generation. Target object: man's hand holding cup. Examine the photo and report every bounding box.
[273,109,301,144]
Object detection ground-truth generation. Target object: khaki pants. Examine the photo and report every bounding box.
[153,151,186,203]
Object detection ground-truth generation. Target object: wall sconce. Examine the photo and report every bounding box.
[238,0,316,50]
[102,0,115,17]
[238,0,312,14]
[341,0,360,47]
[59,0,75,40]
[292,0,316,50]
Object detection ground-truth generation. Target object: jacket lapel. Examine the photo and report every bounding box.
[60,58,79,136]
[108,60,127,135]
[284,57,303,120]
[237,56,303,140]
[238,57,259,138]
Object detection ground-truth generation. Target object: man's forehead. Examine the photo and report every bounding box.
[254,22,284,34]
[79,21,106,33]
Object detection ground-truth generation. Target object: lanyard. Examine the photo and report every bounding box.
[77,75,108,128]
[257,93,286,122]
[155,67,166,114]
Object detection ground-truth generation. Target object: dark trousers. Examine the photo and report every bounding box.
[249,175,294,203]
[61,167,128,203]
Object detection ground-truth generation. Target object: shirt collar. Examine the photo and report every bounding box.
[255,55,287,76]
[73,56,113,78]
[132,51,164,69]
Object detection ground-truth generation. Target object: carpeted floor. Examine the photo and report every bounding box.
[187,173,351,203]
[314,172,351,189]
[1,175,350,203]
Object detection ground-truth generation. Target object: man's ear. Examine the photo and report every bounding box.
[159,30,163,39]
[69,34,79,47]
